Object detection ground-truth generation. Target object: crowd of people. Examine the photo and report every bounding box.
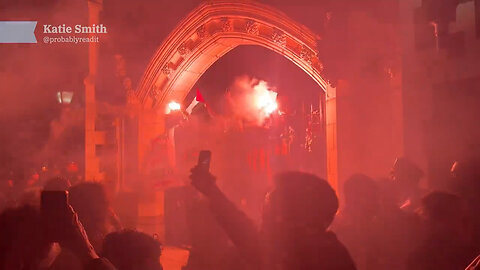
[0,178,162,270]
[0,156,480,270]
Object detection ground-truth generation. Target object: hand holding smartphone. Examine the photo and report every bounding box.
[41,190,99,261]
[191,150,217,196]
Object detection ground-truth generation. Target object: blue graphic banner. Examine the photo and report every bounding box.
[0,21,37,43]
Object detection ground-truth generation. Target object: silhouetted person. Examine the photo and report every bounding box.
[333,174,381,270]
[450,159,480,270]
[376,178,421,270]
[102,230,162,270]
[450,158,480,247]
[467,255,480,270]
[407,191,478,270]
[182,187,243,270]
[190,168,356,270]
[50,182,121,270]
[69,182,121,251]
[44,177,71,192]
[0,205,51,269]
[0,192,6,213]
[0,204,117,270]
[391,157,425,212]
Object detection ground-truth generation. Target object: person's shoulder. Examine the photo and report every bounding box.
[406,243,431,270]
[467,255,480,270]
[50,249,83,270]
[323,232,357,270]
[85,258,117,270]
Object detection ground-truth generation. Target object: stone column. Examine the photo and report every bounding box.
[85,0,103,181]
[326,84,338,191]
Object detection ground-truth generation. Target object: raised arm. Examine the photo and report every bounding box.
[190,166,263,268]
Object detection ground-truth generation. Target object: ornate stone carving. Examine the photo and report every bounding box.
[196,25,208,40]
[245,19,259,35]
[313,61,324,73]
[272,29,286,47]
[221,17,232,32]
[149,88,160,100]
[177,42,190,56]
[162,63,172,76]
[299,45,313,65]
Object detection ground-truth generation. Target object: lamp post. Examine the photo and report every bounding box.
[56,91,74,104]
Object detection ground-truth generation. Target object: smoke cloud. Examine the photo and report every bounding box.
[226,75,278,126]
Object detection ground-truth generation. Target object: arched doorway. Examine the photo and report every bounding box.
[135,0,338,189]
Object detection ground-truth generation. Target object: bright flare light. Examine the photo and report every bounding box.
[253,81,278,117]
[168,101,181,111]
[166,101,181,114]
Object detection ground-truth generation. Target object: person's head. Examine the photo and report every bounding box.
[420,191,469,237]
[0,205,52,270]
[377,178,401,210]
[102,230,162,270]
[391,157,424,188]
[262,171,338,240]
[69,182,109,224]
[68,182,109,249]
[343,174,379,217]
[451,158,480,190]
[43,177,71,191]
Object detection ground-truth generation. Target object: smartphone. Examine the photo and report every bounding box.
[197,150,211,172]
[41,190,69,241]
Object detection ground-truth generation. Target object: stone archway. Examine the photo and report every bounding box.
[136,0,338,189]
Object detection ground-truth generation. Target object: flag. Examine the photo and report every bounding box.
[186,89,215,117]
[185,89,201,114]
[195,89,205,102]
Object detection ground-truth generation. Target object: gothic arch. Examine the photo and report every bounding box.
[136,0,338,188]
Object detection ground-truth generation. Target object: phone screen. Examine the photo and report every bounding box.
[198,150,211,172]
